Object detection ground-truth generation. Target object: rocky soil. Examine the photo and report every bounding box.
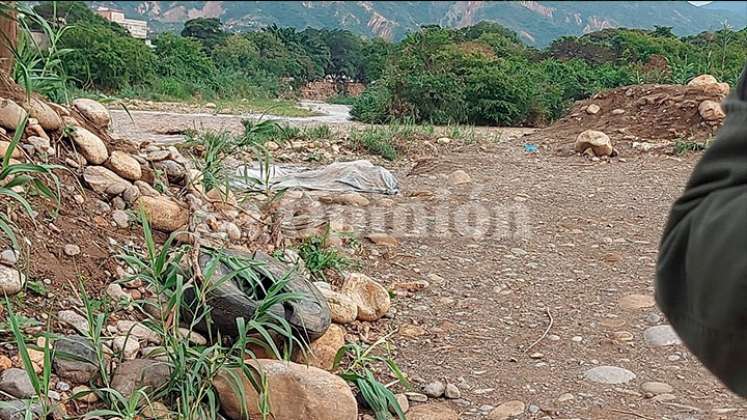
[0,71,743,419]
[110,104,747,419]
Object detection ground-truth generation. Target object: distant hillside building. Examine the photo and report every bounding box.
[96,7,148,39]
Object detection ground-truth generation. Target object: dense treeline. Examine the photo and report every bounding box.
[351,23,747,126]
[33,1,390,101]
[32,2,747,126]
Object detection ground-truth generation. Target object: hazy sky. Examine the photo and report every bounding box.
[689,1,711,5]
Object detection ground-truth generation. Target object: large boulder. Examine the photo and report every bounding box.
[72,98,111,129]
[699,100,725,122]
[111,359,171,398]
[107,150,142,181]
[213,360,357,420]
[83,166,132,195]
[23,98,62,131]
[71,126,109,164]
[0,98,27,130]
[135,196,189,232]
[340,272,391,321]
[292,324,345,371]
[574,130,613,157]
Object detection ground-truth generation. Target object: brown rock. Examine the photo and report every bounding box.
[0,98,27,130]
[488,400,525,420]
[0,141,22,159]
[340,273,391,321]
[71,126,109,164]
[619,294,655,310]
[447,170,471,186]
[407,403,459,420]
[73,98,111,128]
[575,130,613,157]
[317,285,358,324]
[366,232,399,247]
[293,324,345,371]
[392,280,429,292]
[136,196,190,232]
[213,360,357,420]
[319,192,370,206]
[688,74,718,86]
[108,151,142,181]
[83,166,132,195]
[586,104,601,114]
[111,359,170,398]
[23,98,62,131]
[699,100,725,122]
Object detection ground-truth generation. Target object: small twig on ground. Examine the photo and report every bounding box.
[524,307,553,354]
[610,409,656,420]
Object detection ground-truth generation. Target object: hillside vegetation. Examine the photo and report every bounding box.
[85,1,746,47]
[25,2,747,127]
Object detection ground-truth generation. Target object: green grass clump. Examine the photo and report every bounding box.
[297,233,350,280]
[349,128,398,161]
[334,336,410,420]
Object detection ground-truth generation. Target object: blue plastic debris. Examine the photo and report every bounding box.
[523,143,539,153]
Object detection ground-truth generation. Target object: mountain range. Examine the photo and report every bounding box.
[86,1,747,46]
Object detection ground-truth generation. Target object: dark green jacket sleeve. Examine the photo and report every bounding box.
[657,67,747,396]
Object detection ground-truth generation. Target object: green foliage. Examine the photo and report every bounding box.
[11,2,73,102]
[60,17,157,91]
[334,336,409,420]
[353,23,747,126]
[107,212,310,418]
[350,84,392,124]
[185,121,279,192]
[297,232,350,280]
[28,3,747,126]
[349,127,398,161]
[0,117,62,250]
[181,17,227,50]
[674,138,708,155]
[5,300,54,416]
[153,33,218,97]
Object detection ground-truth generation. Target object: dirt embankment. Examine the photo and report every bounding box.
[530,80,729,153]
[299,79,365,101]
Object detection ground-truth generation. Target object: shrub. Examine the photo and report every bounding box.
[350,84,393,124]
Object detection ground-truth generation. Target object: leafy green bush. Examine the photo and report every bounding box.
[350,84,393,124]
[61,24,157,91]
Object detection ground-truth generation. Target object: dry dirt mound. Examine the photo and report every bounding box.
[532,82,728,150]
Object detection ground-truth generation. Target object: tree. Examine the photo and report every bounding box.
[181,17,226,50]
[653,26,675,38]
[0,1,17,75]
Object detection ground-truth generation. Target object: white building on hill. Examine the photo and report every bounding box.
[96,7,148,40]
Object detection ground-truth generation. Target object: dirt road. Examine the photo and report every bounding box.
[111,110,745,419]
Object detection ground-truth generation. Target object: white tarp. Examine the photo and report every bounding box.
[232,160,399,195]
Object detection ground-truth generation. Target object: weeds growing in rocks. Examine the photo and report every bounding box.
[674,138,709,155]
[185,121,278,192]
[7,2,72,102]
[241,120,336,146]
[297,231,351,281]
[2,212,315,418]
[0,117,62,249]
[334,335,410,420]
[349,127,399,161]
[6,300,55,417]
